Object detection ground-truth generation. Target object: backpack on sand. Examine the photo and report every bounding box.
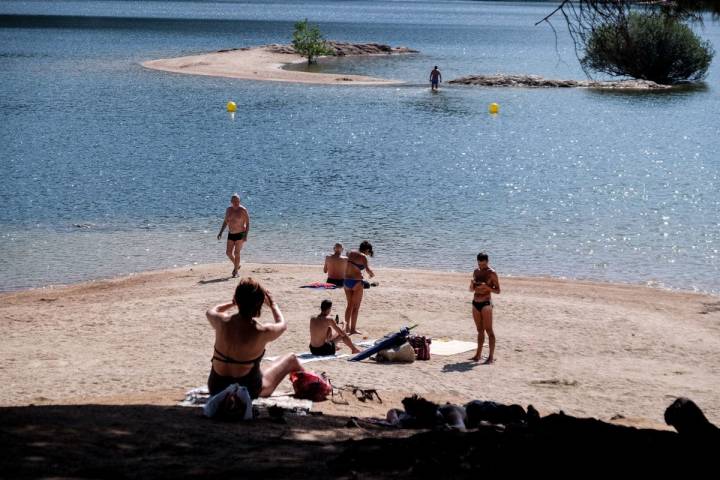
[409,335,432,361]
[290,370,333,401]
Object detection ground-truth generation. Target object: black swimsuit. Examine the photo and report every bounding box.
[208,347,265,398]
[472,300,493,311]
[326,277,344,288]
[227,231,247,242]
[309,342,336,356]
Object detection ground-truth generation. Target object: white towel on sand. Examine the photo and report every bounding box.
[264,352,351,364]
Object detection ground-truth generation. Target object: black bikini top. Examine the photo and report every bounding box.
[212,347,265,365]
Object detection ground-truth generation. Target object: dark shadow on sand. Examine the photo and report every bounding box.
[1,399,715,477]
[0,404,357,479]
[198,277,232,285]
[442,361,480,373]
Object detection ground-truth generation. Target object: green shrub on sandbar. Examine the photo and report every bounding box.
[292,19,332,65]
[581,12,714,84]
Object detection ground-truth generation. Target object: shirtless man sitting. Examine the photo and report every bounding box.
[217,193,250,277]
[310,300,361,355]
[323,243,347,288]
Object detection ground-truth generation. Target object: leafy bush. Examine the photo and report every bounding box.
[292,19,332,65]
[581,12,714,84]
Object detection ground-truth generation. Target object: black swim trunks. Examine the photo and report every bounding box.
[326,277,344,288]
[472,300,493,311]
[309,342,336,356]
[227,231,247,242]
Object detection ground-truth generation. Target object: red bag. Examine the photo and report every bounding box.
[290,370,333,401]
[408,335,432,361]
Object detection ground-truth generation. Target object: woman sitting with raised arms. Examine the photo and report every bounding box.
[206,278,303,398]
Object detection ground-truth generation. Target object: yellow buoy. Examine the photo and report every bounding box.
[226,101,237,112]
[489,102,500,114]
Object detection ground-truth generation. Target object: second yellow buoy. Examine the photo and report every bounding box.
[489,102,500,114]
[226,101,237,112]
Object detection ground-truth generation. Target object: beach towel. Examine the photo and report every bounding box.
[264,352,351,364]
[299,282,337,290]
[430,340,477,356]
[180,386,313,413]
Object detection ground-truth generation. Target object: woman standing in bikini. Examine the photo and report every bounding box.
[343,241,375,335]
[206,278,303,398]
[469,252,500,364]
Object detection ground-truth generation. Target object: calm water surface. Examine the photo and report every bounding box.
[1,1,719,293]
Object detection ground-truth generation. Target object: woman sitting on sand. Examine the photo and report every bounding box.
[206,278,303,398]
[343,240,375,335]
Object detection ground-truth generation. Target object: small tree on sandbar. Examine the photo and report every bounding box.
[581,12,714,84]
[538,1,715,84]
[292,19,332,65]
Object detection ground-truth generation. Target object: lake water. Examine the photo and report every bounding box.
[1,0,719,293]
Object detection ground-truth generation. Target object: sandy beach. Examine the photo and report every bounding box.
[142,46,403,84]
[3,262,719,477]
[2,262,718,424]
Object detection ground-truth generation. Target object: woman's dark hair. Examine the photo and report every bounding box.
[477,252,489,262]
[233,278,266,319]
[359,240,374,257]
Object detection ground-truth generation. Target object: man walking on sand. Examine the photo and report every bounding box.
[429,65,442,91]
[217,193,250,277]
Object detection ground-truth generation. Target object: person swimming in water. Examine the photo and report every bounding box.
[469,252,500,364]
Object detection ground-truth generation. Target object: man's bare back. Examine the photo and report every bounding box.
[309,301,360,354]
[309,314,338,347]
[323,243,347,287]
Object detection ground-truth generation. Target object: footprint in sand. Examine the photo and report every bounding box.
[699,301,720,314]
[530,379,579,387]
[251,268,277,274]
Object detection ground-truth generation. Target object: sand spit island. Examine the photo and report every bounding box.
[142,42,418,85]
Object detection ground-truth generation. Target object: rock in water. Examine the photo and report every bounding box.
[265,42,418,56]
[448,74,672,90]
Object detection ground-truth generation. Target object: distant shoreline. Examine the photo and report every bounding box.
[142,43,414,85]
